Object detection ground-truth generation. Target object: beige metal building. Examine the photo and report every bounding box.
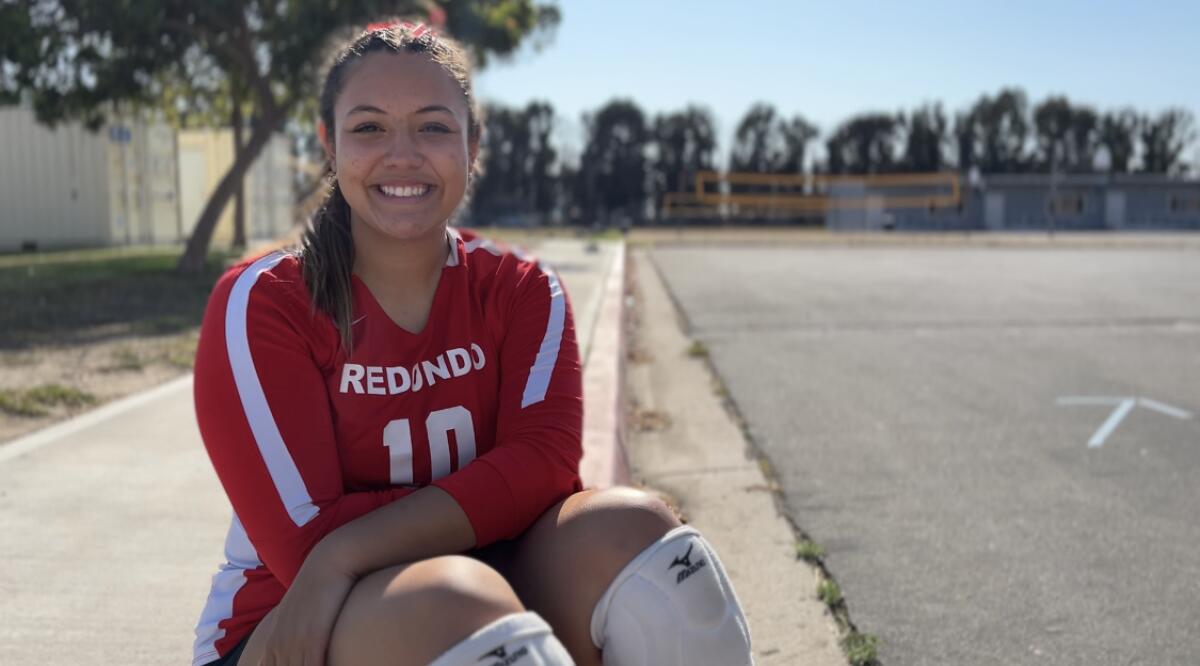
[0,105,294,253]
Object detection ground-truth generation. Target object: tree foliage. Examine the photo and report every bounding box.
[955,88,1031,173]
[575,99,648,222]
[1032,96,1099,173]
[471,100,557,222]
[825,113,901,175]
[1098,109,1138,173]
[900,103,947,172]
[728,103,817,174]
[1139,108,1196,174]
[649,105,716,208]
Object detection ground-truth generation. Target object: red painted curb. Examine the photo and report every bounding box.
[579,243,630,488]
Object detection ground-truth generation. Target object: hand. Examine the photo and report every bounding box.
[256,548,356,666]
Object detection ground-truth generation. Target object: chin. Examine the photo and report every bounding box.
[361,215,447,243]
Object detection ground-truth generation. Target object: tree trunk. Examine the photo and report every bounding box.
[177,105,288,272]
[232,100,247,249]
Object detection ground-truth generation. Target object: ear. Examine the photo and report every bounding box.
[317,120,335,163]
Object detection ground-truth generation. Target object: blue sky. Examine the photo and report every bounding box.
[474,0,1200,163]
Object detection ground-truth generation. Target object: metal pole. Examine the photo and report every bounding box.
[1048,142,1058,239]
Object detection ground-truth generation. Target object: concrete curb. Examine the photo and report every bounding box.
[579,241,630,488]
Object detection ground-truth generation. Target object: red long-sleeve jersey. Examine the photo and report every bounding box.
[191,228,583,665]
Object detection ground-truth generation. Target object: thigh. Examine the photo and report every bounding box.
[239,557,521,666]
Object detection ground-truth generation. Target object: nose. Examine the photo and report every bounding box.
[384,130,425,168]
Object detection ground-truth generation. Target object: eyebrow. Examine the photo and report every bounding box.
[346,104,456,117]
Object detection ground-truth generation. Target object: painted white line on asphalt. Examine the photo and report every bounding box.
[0,374,194,464]
[1088,398,1137,448]
[1137,398,1193,420]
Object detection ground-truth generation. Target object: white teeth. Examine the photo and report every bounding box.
[380,184,430,198]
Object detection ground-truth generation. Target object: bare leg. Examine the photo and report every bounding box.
[239,555,524,666]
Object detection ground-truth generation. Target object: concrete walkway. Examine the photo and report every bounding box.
[0,239,621,666]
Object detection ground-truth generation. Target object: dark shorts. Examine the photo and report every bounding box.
[201,633,250,666]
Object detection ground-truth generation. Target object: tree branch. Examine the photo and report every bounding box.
[232,5,277,118]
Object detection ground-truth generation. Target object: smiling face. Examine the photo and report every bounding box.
[323,51,478,246]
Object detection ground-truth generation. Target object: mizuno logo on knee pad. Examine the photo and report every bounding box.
[668,543,707,584]
[590,527,753,664]
[477,645,528,665]
[432,612,565,666]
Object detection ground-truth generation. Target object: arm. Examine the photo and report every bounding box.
[195,255,416,587]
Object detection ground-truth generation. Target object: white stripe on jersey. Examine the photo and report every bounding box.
[521,265,566,408]
[445,227,462,266]
[192,513,263,666]
[226,252,319,527]
[464,236,503,256]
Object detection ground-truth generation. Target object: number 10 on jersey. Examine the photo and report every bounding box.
[382,406,477,484]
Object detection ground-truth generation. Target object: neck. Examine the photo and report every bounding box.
[351,220,450,294]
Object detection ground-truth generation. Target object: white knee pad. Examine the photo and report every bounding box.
[429,611,575,666]
[590,525,753,665]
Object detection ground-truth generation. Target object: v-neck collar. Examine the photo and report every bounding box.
[351,229,463,338]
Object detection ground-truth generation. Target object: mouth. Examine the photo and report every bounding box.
[374,183,435,201]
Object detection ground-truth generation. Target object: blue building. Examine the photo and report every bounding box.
[828,173,1200,232]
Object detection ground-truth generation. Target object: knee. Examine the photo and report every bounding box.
[557,487,682,567]
[330,556,523,665]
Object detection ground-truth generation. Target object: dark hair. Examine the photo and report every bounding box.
[300,22,482,353]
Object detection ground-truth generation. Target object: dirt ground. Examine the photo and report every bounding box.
[0,331,197,443]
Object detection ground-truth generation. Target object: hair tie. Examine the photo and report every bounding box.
[366,20,435,39]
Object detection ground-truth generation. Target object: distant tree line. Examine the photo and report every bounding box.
[469,88,1197,225]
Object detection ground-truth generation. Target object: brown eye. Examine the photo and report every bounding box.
[352,123,381,133]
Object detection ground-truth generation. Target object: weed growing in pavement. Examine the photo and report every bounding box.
[587,227,625,242]
[842,631,880,666]
[0,384,96,417]
[795,539,826,563]
[710,378,728,398]
[818,579,843,605]
[686,340,708,358]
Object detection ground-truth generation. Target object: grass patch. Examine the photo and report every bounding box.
[162,335,200,369]
[0,352,37,367]
[0,247,231,349]
[0,384,96,417]
[818,579,843,606]
[795,538,826,563]
[686,340,709,358]
[841,631,880,666]
[104,347,145,372]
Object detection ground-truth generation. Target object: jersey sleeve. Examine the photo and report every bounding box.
[432,260,584,546]
[194,254,412,587]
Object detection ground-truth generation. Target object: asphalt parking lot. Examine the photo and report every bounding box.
[650,242,1200,666]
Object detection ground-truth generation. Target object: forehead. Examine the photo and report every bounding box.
[335,51,467,117]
